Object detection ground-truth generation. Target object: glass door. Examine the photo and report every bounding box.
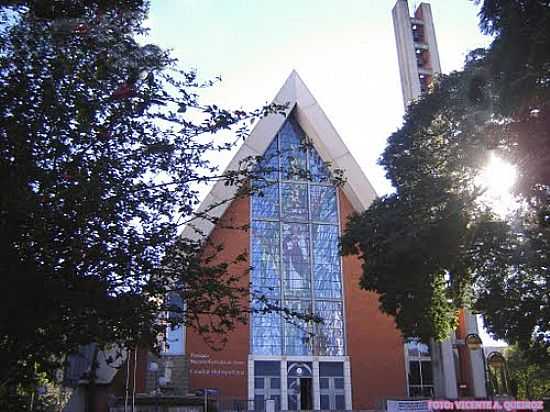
[287,362,313,411]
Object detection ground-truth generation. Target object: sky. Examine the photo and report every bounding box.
[145,0,503,346]
[146,0,492,196]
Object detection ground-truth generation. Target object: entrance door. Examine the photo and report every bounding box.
[288,362,313,411]
[299,377,313,410]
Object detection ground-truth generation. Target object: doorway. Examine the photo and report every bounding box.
[287,362,313,411]
[299,377,313,410]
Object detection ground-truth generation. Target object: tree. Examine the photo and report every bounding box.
[0,1,285,407]
[506,346,550,399]
[342,0,550,361]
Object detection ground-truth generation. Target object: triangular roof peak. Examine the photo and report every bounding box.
[182,71,378,240]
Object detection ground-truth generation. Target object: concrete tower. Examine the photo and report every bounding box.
[392,0,441,108]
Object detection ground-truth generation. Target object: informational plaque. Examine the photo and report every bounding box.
[188,353,246,377]
[387,400,430,412]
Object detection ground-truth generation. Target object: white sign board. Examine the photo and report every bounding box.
[388,400,431,412]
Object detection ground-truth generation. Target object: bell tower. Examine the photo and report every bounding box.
[392,0,442,108]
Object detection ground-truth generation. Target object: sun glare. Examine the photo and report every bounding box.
[475,153,518,217]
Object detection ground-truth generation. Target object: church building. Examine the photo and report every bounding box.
[180,69,486,410]
[96,2,492,411]
[182,70,404,411]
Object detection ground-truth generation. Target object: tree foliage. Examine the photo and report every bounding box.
[0,0,284,407]
[342,0,550,361]
[506,345,550,399]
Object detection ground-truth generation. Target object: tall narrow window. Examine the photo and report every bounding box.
[251,114,344,356]
[406,339,434,397]
[162,292,185,355]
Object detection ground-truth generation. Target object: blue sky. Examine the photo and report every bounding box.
[145,0,502,345]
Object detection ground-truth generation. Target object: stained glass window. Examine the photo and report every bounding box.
[256,138,280,181]
[252,182,279,220]
[309,147,330,183]
[285,301,313,356]
[282,223,311,299]
[251,113,344,356]
[252,300,282,355]
[312,224,342,300]
[310,185,337,223]
[315,301,344,356]
[251,221,280,298]
[281,183,308,221]
[278,118,307,181]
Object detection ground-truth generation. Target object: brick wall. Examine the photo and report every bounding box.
[185,196,251,400]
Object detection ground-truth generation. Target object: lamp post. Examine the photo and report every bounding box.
[465,333,491,400]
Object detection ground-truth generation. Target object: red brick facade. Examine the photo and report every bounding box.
[184,189,408,409]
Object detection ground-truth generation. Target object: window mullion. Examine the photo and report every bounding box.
[277,132,285,356]
[307,180,317,356]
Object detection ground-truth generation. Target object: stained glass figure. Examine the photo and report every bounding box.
[250,113,345,356]
[282,223,311,299]
[281,183,308,221]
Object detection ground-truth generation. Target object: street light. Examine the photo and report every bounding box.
[465,333,492,400]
